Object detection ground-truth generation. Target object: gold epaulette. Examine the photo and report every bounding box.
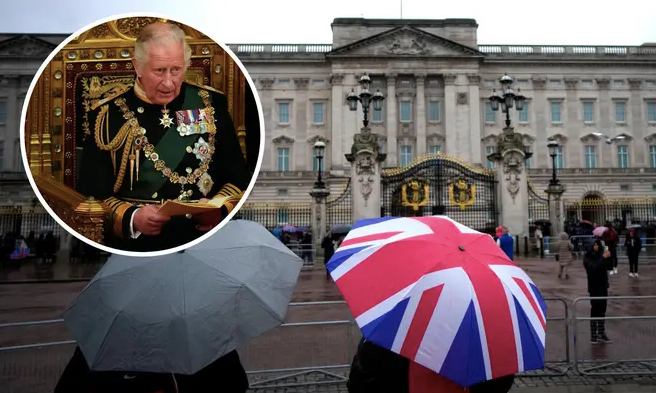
[91,89,129,111]
[184,80,224,95]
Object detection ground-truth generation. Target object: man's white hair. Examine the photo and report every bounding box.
[133,22,192,69]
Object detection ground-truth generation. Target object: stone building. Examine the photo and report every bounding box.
[1,18,656,236]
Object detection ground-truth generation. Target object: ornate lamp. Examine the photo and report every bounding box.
[313,140,326,189]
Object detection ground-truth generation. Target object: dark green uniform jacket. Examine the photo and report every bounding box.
[78,81,251,252]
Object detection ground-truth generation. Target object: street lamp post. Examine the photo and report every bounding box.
[346,74,385,128]
[313,141,326,189]
[547,140,560,186]
[489,74,526,128]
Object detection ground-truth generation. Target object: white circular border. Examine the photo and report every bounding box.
[19,11,266,258]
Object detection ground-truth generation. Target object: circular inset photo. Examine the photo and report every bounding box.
[20,13,265,257]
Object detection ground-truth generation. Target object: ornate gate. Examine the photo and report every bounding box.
[528,180,550,230]
[380,155,498,234]
[326,178,353,230]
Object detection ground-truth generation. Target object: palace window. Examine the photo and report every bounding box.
[550,101,562,123]
[615,101,626,122]
[554,146,564,169]
[518,103,529,123]
[650,145,656,168]
[429,144,441,154]
[617,145,629,168]
[585,146,597,168]
[399,145,413,167]
[647,101,656,122]
[485,146,496,169]
[312,102,325,124]
[646,80,656,87]
[277,147,290,171]
[581,80,594,86]
[428,100,440,122]
[400,101,412,122]
[372,105,384,122]
[524,145,531,168]
[484,102,496,123]
[0,100,6,124]
[583,101,594,123]
[278,102,290,124]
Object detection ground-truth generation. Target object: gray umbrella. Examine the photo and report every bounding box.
[63,219,303,374]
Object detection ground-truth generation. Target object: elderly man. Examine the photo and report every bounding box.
[78,22,251,252]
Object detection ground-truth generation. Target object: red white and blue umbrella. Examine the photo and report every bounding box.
[282,225,297,232]
[326,216,547,387]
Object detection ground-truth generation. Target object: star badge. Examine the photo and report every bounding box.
[160,113,173,129]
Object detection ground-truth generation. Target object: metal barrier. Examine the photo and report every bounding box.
[569,236,656,261]
[285,244,317,268]
[572,295,656,376]
[0,301,357,392]
[518,297,571,377]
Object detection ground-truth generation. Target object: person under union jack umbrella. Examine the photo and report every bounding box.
[327,215,547,391]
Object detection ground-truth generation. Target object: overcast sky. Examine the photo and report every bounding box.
[1,0,655,46]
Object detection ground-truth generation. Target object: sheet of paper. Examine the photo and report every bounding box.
[157,201,220,217]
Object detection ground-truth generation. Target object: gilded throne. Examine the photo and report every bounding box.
[24,17,254,245]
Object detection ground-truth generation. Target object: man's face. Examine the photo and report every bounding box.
[134,41,186,105]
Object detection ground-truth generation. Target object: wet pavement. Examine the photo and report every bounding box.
[1,258,656,392]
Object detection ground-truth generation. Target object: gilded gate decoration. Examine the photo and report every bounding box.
[381,153,498,234]
[449,178,476,210]
[401,179,429,211]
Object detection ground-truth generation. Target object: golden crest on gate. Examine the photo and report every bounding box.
[449,178,476,210]
[401,179,430,211]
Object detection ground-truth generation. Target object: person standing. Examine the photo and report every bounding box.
[534,226,544,258]
[625,228,642,278]
[557,231,573,279]
[496,226,514,261]
[321,231,335,278]
[602,225,620,275]
[583,239,613,344]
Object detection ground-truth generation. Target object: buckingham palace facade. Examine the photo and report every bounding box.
[1,18,656,227]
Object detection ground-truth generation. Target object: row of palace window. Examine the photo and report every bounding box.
[278,100,656,125]
[274,144,445,171]
[484,100,656,124]
[484,145,656,169]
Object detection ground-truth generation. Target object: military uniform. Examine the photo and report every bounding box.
[78,80,251,252]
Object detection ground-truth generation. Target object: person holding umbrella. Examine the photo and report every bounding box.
[55,220,304,393]
[327,216,547,391]
[625,228,642,278]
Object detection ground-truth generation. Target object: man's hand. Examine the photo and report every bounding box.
[133,205,170,236]
[195,198,221,232]
[602,250,611,259]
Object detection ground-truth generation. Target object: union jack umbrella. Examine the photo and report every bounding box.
[326,216,547,387]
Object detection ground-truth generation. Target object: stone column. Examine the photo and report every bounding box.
[310,187,330,259]
[294,78,310,170]
[4,77,19,171]
[330,73,345,170]
[531,77,548,167]
[628,78,645,164]
[257,78,275,169]
[597,78,613,167]
[489,127,530,237]
[415,74,427,156]
[545,183,566,236]
[346,127,386,221]
[385,73,398,167]
[443,74,457,156]
[467,74,482,164]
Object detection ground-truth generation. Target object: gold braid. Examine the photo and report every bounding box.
[93,103,135,193]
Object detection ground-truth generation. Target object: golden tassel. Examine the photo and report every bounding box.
[129,152,135,190]
[136,149,140,182]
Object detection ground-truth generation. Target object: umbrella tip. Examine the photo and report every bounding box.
[458,245,466,251]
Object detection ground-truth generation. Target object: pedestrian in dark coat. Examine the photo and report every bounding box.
[625,228,642,278]
[583,239,613,344]
[347,338,515,393]
[321,231,335,277]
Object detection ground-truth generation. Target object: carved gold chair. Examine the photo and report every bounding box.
[25,17,252,245]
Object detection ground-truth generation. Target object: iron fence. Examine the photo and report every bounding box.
[568,236,656,261]
[564,198,656,230]
[326,179,352,230]
[527,182,549,229]
[235,203,312,230]
[572,295,656,376]
[0,207,64,239]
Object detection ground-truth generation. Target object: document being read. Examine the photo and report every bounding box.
[156,196,229,217]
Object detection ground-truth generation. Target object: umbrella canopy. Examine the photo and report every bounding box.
[579,220,593,226]
[331,224,352,235]
[64,220,303,375]
[282,224,297,232]
[326,216,547,387]
[592,226,608,237]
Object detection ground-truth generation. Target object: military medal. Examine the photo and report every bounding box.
[192,137,211,161]
[160,106,173,129]
[175,108,210,137]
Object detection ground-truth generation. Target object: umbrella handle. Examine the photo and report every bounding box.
[171,373,178,393]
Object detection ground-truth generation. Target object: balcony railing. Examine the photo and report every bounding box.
[227,44,656,57]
